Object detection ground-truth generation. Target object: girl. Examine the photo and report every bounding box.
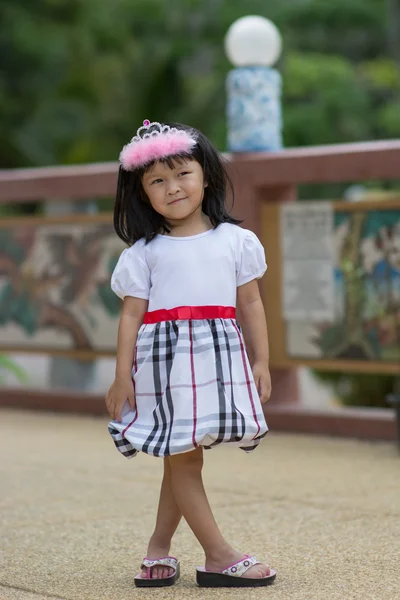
[106,119,276,588]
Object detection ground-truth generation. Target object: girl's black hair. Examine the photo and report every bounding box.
[113,122,241,244]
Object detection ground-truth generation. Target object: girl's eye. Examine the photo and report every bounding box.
[179,171,190,177]
[151,178,163,185]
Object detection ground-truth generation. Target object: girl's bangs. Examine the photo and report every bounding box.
[141,152,196,175]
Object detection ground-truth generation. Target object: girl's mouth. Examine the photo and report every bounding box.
[168,197,187,205]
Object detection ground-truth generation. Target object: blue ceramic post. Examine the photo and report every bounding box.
[226,66,282,152]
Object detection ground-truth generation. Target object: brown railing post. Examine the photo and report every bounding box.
[260,184,300,405]
[230,158,300,406]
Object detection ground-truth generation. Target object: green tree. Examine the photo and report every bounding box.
[1,0,399,169]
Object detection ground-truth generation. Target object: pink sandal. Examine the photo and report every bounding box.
[196,555,276,587]
[134,556,180,588]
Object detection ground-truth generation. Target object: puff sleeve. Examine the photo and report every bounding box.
[111,242,151,300]
[236,229,267,287]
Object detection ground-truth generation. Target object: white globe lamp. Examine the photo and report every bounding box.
[225,15,282,68]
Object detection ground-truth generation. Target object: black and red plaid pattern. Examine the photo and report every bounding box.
[108,318,268,458]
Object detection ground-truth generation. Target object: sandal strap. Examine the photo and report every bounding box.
[222,555,259,578]
[142,556,178,570]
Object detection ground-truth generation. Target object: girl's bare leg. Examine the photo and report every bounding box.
[142,457,182,579]
[168,447,270,578]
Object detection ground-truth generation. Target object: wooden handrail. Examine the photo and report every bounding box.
[0,162,118,203]
[232,139,400,186]
[1,139,400,203]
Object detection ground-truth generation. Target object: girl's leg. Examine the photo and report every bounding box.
[168,448,270,578]
[142,457,182,579]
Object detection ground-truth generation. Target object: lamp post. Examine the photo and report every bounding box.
[225,15,283,152]
[225,17,300,409]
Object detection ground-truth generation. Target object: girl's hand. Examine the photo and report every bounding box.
[105,376,135,421]
[252,363,272,404]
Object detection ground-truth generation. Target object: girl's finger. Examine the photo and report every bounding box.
[106,399,114,419]
[128,391,136,411]
[107,398,116,420]
[262,381,272,403]
[258,378,269,403]
[259,384,267,403]
[256,377,263,399]
[115,402,124,422]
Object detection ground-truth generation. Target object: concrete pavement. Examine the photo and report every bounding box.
[1,409,399,600]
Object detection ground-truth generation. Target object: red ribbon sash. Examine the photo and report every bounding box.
[143,305,236,324]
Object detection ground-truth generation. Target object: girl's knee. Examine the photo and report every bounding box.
[169,448,203,473]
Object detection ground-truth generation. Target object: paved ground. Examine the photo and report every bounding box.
[1,408,399,600]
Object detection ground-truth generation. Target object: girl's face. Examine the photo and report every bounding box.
[141,158,206,224]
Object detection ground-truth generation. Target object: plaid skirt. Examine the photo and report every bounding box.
[108,307,268,458]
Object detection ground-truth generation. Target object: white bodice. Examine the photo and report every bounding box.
[111,223,267,311]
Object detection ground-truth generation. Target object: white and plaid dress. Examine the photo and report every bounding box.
[108,223,269,458]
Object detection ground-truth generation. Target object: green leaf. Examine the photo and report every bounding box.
[0,354,29,384]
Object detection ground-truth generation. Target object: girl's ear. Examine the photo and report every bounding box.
[204,181,208,188]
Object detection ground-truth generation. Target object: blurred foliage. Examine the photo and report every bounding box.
[313,371,395,408]
[1,0,399,407]
[1,0,400,168]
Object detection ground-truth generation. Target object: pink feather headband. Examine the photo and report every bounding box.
[119,119,197,170]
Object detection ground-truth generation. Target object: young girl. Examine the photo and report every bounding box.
[106,119,276,588]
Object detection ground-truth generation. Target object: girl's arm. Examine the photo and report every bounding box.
[105,296,148,421]
[237,279,271,403]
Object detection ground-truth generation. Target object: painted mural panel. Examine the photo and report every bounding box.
[286,207,400,362]
[0,221,125,353]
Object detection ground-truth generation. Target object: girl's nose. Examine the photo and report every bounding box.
[167,180,181,195]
